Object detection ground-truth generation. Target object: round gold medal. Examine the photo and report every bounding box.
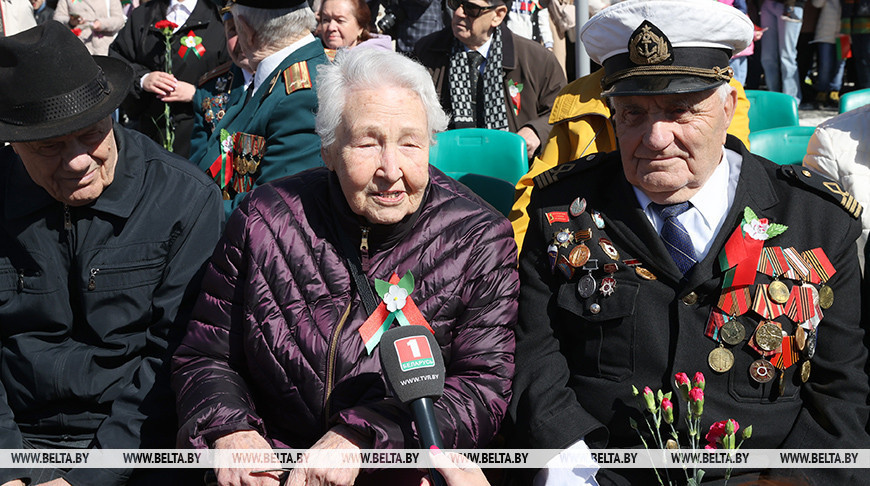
[708,346,734,373]
[795,326,807,351]
[818,285,834,309]
[568,244,591,268]
[755,321,784,352]
[635,267,657,280]
[767,280,790,304]
[800,360,811,382]
[749,359,775,383]
[720,319,746,346]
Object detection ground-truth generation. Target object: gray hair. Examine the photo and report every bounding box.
[315,49,449,148]
[231,4,316,48]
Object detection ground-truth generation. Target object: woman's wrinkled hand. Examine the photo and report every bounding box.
[214,430,282,486]
[285,425,371,486]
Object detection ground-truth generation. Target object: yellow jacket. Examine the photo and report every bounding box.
[510,68,752,253]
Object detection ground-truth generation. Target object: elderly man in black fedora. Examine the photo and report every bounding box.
[0,22,222,486]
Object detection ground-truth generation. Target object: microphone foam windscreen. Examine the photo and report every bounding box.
[379,326,445,404]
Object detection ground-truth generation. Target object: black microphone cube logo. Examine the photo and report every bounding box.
[394,335,436,372]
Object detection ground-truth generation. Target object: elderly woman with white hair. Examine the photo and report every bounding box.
[171,47,519,486]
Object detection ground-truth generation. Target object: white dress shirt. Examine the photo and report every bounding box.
[634,146,742,260]
[166,0,196,32]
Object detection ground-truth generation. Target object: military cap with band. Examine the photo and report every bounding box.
[580,0,753,96]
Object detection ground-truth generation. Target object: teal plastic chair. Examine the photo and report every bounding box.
[747,126,816,165]
[745,89,800,133]
[446,172,516,217]
[429,128,528,185]
[838,87,870,113]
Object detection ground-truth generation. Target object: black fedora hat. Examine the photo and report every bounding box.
[0,22,133,142]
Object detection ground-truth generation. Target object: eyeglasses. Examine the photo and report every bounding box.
[447,0,499,18]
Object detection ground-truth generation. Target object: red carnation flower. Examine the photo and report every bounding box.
[71,28,82,36]
[154,20,179,31]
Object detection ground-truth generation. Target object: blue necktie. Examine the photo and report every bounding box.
[652,202,697,274]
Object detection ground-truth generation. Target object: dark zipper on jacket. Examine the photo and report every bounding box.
[323,302,352,430]
[359,226,370,271]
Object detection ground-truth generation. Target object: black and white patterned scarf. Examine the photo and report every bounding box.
[448,27,509,131]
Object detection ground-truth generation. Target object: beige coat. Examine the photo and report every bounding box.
[54,0,125,55]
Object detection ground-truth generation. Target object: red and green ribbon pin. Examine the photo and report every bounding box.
[178,30,206,58]
[358,271,433,354]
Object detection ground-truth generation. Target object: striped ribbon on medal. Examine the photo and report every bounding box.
[782,247,811,281]
[717,287,751,316]
[771,336,799,370]
[801,248,836,284]
[784,284,816,323]
[757,247,791,278]
[752,284,786,319]
[705,307,727,340]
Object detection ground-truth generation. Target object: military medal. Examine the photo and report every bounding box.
[795,325,807,351]
[754,321,784,352]
[800,360,811,382]
[556,255,574,280]
[547,243,558,272]
[708,344,734,373]
[591,210,605,229]
[568,244,590,268]
[599,263,618,297]
[720,317,746,346]
[598,238,619,261]
[570,197,586,217]
[751,284,785,319]
[555,228,572,247]
[574,229,592,242]
[805,328,817,359]
[749,359,775,383]
[577,259,599,299]
[802,248,836,309]
[758,247,791,304]
[818,285,834,310]
[215,75,228,92]
[767,279,789,304]
[635,267,656,280]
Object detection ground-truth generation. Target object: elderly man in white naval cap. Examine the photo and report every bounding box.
[509,0,870,484]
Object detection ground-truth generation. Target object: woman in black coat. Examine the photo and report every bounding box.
[110,0,228,157]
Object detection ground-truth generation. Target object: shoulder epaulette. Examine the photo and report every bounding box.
[198,61,233,87]
[280,60,313,95]
[532,152,608,190]
[779,165,863,219]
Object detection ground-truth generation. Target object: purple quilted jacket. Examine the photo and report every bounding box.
[171,166,518,451]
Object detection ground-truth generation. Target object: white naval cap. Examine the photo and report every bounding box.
[580,0,753,96]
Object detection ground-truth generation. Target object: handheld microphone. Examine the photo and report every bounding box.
[380,326,447,486]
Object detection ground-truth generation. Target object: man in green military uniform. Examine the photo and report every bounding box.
[190,4,252,162]
[192,0,327,220]
[510,0,870,484]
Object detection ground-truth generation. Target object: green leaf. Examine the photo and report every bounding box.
[629,417,638,430]
[766,223,788,238]
[397,271,415,294]
[743,206,757,223]
[696,470,706,482]
[663,391,673,400]
[374,278,391,299]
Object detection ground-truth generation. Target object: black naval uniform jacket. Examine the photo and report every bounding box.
[510,136,870,484]
[109,0,228,158]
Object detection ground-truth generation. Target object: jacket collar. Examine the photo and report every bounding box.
[434,24,516,71]
[327,169,429,253]
[5,123,143,220]
[593,136,778,288]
